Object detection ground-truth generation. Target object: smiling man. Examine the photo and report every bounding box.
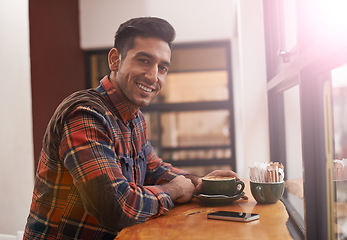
[109,36,170,109]
[24,17,240,239]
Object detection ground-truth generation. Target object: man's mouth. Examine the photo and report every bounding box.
[137,83,154,93]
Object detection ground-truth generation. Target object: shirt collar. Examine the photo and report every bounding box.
[99,75,139,124]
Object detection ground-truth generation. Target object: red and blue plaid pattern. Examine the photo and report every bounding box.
[24,76,186,239]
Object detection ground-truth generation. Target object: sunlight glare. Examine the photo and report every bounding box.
[316,0,347,39]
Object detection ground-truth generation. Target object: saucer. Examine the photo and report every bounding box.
[195,192,245,205]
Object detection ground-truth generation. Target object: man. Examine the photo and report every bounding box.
[24,17,240,239]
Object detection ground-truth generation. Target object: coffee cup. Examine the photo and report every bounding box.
[250,181,285,204]
[201,176,245,196]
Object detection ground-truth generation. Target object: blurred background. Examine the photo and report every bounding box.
[1,0,347,239]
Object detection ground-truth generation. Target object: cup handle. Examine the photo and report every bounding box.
[255,185,265,202]
[235,180,245,195]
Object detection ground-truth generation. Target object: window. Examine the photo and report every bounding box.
[264,0,304,238]
[264,0,347,239]
[283,85,304,220]
[332,64,347,239]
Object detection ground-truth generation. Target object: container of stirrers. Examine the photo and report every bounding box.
[249,162,285,204]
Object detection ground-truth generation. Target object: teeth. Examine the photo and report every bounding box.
[137,83,153,92]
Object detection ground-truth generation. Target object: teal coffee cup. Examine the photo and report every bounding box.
[201,176,245,196]
[250,181,285,204]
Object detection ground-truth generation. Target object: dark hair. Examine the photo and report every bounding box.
[114,17,176,58]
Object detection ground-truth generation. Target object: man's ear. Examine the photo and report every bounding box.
[108,48,121,71]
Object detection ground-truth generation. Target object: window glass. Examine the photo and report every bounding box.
[283,85,305,220]
[332,63,347,239]
[88,51,109,88]
[160,110,230,148]
[159,71,229,103]
[170,45,227,71]
[144,110,231,149]
[144,109,232,175]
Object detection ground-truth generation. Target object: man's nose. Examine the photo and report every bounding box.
[145,65,158,83]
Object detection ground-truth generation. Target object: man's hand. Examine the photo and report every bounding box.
[204,169,239,179]
[162,175,195,203]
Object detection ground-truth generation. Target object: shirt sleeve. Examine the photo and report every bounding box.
[144,141,187,186]
[59,106,175,232]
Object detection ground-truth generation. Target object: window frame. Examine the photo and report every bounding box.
[264,0,347,239]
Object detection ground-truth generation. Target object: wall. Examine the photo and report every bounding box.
[79,0,270,178]
[79,0,235,49]
[234,0,269,177]
[30,0,86,168]
[0,0,34,235]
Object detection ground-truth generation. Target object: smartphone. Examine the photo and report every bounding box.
[207,211,259,222]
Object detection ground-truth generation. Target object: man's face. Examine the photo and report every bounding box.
[113,37,171,110]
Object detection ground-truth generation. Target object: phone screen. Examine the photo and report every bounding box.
[207,211,259,222]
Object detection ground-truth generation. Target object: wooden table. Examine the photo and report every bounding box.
[115,180,293,240]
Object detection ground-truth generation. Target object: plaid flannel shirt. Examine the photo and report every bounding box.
[24,76,186,239]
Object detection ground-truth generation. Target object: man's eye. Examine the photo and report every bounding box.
[139,58,149,64]
[159,65,168,73]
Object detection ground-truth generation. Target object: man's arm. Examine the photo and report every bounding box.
[60,107,178,231]
[141,141,195,203]
[143,141,188,185]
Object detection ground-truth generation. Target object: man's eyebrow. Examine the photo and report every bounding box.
[135,51,171,67]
